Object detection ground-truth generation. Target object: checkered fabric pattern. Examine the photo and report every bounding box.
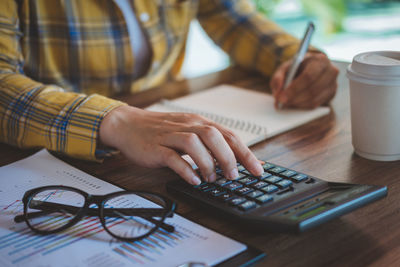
[0,0,301,161]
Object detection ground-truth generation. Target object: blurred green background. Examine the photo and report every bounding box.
[254,0,400,34]
[182,0,400,77]
[253,0,400,59]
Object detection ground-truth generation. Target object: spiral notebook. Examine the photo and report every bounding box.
[146,85,330,146]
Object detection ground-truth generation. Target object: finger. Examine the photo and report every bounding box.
[310,75,338,108]
[312,86,336,109]
[210,123,264,177]
[156,146,202,185]
[157,112,205,125]
[305,66,338,108]
[285,65,338,109]
[188,125,239,180]
[160,132,216,182]
[284,72,330,109]
[279,57,329,107]
[320,65,340,105]
[285,56,328,97]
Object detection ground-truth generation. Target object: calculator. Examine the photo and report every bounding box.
[166,161,387,232]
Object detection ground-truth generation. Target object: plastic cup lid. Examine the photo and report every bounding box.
[347,51,400,85]
[350,51,400,76]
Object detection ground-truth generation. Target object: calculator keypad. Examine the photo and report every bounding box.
[192,161,311,212]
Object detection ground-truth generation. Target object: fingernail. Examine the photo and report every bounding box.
[191,175,202,185]
[228,168,239,180]
[208,173,217,182]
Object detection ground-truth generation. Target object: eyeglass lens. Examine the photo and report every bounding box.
[102,192,168,239]
[26,189,85,232]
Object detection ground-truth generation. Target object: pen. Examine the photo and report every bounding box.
[277,22,315,109]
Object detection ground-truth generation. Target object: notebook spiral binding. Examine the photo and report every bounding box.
[160,100,268,136]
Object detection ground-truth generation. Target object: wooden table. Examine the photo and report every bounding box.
[1,61,399,267]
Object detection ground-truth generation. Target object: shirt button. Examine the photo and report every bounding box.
[140,13,149,22]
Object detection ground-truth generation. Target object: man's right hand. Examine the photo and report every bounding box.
[99,105,264,185]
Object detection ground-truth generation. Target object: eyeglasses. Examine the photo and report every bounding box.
[13,185,177,242]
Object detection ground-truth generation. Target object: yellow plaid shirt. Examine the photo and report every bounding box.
[0,0,301,161]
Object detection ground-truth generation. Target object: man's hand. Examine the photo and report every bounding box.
[270,52,339,109]
[99,106,264,185]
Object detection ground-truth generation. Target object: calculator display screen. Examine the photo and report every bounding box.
[276,184,377,222]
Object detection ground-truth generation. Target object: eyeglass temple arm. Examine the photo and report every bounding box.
[14,201,175,232]
[23,200,173,216]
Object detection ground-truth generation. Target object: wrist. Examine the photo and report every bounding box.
[99,105,139,149]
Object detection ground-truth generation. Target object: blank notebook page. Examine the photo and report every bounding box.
[146,85,330,146]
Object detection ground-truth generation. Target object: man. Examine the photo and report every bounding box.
[0,0,338,185]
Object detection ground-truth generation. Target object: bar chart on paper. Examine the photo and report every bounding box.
[0,150,246,267]
[0,201,196,266]
[0,191,198,266]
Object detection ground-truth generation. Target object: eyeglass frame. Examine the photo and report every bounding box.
[14,185,177,242]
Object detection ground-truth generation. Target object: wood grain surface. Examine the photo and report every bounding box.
[1,62,399,267]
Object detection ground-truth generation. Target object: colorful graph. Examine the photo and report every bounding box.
[0,193,191,266]
[112,226,189,264]
[0,150,244,267]
[1,199,24,216]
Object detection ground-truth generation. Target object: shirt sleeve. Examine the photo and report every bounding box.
[197,0,308,79]
[0,0,125,161]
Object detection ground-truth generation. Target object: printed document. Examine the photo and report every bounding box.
[0,150,246,267]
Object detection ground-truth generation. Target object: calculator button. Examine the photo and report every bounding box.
[198,184,216,192]
[292,174,308,182]
[229,197,247,206]
[262,163,275,170]
[281,170,297,178]
[238,201,257,211]
[209,188,226,197]
[262,185,278,194]
[215,178,232,186]
[247,190,264,199]
[276,179,293,188]
[229,172,247,180]
[194,182,207,188]
[216,173,224,178]
[236,187,254,195]
[259,172,272,180]
[238,177,258,185]
[237,165,246,172]
[253,181,269,189]
[218,192,235,201]
[223,182,243,191]
[270,167,286,173]
[256,194,273,204]
[241,169,252,176]
[265,176,282,184]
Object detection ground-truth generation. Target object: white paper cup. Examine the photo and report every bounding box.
[347,51,400,161]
